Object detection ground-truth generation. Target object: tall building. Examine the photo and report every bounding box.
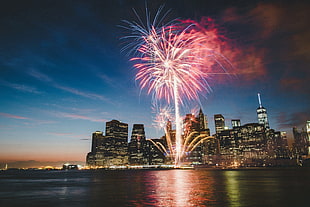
[214,114,225,134]
[183,109,212,164]
[217,123,268,166]
[183,113,199,136]
[198,108,209,132]
[86,131,105,166]
[293,122,310,158]
[165,120,175,145]
[131,124,146,140]
[146,139,166,165]
[106,120,128,142]
[231,119,241,128]
[265,129,288,159]
[86,120,129,167]
[128,124,148,165]
[272,131,290,159]
[256,93,270,129]
[293,126,308,157]
[91,131,104,153]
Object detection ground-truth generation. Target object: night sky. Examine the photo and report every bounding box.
[0,0,309,167]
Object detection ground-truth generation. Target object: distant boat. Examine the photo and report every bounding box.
[4,164,8,170]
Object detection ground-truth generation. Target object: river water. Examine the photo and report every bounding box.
[0,168,309,207]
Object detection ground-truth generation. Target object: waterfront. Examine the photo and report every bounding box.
[0,168,309,207]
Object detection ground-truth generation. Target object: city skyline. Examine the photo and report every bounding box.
[0,0,309,166]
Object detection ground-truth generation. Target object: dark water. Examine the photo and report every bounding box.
[0,168,309,207]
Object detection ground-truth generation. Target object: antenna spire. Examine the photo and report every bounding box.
[258,93,262,107]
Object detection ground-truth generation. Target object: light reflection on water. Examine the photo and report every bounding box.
[88,169,225,206]
[0,168,309,206]
[224,171,241,206]
[143,170,216,206]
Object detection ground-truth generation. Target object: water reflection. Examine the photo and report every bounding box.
[148,170,215,206]
[222,169,310,207]
[90,169,222,206]
[1,168,309,206]
[224,171,241,207]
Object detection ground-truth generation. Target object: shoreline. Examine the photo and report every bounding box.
[1,165,309,172]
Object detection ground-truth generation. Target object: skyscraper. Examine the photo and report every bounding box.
[256,93,270,129]
[131,124,146,141]
[214,114,225,134]
[217,123,268,166]
[128,124,148,165]
[165,120,175,144]
[198,108,209,133]
[91,131,104,153]
[293,126,308,157]
[183,113,198,135]
[106,120,128,142]
[86,119,129,167]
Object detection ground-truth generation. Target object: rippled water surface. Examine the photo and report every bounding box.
[0,168,309,206]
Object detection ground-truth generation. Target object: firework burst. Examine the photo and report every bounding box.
[152,105,173,129]
[123,7,232,166]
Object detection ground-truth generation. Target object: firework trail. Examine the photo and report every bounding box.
[152,105,175,160]
[120,5,174,57]
[152,105,173,129]
[123,7,232,166]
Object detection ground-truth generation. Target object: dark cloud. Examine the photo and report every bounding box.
[276,110,310,130]
[280,77,310,94]
[219,1,310,93]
